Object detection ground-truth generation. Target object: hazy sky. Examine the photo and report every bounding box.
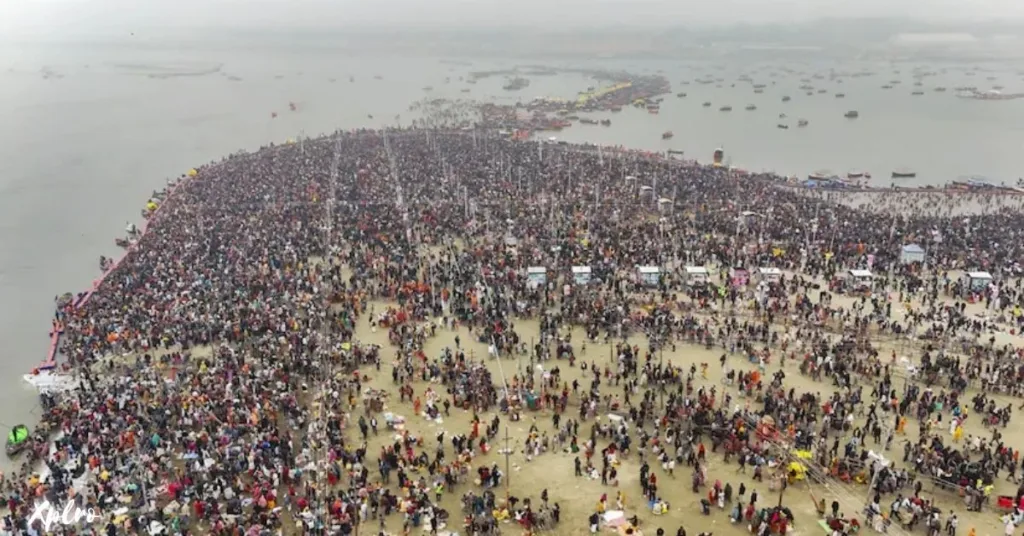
[3,0,1024,38]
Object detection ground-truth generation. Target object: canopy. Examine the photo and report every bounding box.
[8,425,29,444]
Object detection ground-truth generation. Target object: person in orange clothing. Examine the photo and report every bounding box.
[414,396,422,416]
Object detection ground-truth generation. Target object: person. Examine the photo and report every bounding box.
[589,511,600,533]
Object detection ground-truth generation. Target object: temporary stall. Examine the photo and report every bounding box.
[572,266,592,285]
[961,271,993,294]
[657,197,673,215]
[684,266,710,285]
[638,266,661,286]
[899,244,925,265]
[526,266,547,289]
[757,267,782,282]
[846,269,873,289]
[730,267,749,287]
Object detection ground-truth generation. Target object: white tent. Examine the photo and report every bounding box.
[638,265,661,286]
[757,267,782,281]
[526,266,547,289]
[571,266,592,284]
[684,266,709,284]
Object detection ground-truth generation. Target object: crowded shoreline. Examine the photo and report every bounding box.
[5,127,1024,536]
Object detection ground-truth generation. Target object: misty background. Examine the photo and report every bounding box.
[3,0,1024,55]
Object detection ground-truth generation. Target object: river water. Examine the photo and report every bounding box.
[0,42,1022,464]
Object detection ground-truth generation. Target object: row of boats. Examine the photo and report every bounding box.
[808,169,917,182]
[695,100,858,121]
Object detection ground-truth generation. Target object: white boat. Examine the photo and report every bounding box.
[23,371,81,394]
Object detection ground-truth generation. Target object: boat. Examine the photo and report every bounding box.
[779,113,787,119]
[892,168,916,178]
[719,105,732,111]
[934,87,947,92]
[782,96,791,102]
[349,76,355,82]
[745,104,757,110]
[844,110,859,118]
[847,170,864,178]
[6,424,31,457]
[503,77,530,91]
[702,102,712,107]
[835,93,845,98]
[423,86,433,91]
[677,92,687,97]
[600,119,611,126]
[754,89,764,93]
[911,91,924,95]
[580,118,598,125]
[374,75,383,80]
[808,170,831,181]
[882,85,893,89]
[797,119,809,127]
[662,131,674,139]
[817,89,827,94]
[289,102,297,111]
[713,148,725,166]
[777,124,789,129]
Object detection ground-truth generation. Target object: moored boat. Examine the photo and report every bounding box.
[719,105,732,111]
[702,102,712,107]
[844,110,859,118]
[892,168,916,178]
[777,124,789,129]
[745,104,757,110]
[782,96,791,102]
[797,119,809,127]
[6,424,31,457]
[808,170,831,181]
[662,131,674,139]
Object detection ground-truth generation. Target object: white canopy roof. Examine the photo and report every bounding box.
[527,266,546,273]
[758,267,782,275]
[966,271,992,280]
[638,266,661,274]
[572,266,591,273]
[848,269,873,278]
[684,266,709,275]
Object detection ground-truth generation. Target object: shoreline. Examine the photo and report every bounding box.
[32,171,196,374]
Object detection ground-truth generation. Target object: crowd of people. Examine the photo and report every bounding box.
[6,127,1024,536]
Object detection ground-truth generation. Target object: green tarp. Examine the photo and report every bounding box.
[7,425,28,444]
